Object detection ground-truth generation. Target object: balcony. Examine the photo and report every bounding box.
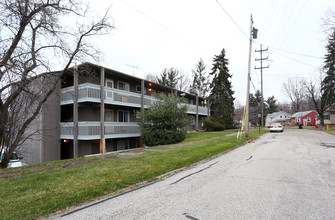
[104,122,141,138]
[60,83,209,116]
[181,103,208,116]
[60,122,141,140]
[61,83,155,108]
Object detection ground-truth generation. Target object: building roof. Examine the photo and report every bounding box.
[291,110,316,118]
[267,111,290,119]
[66,62,204,100]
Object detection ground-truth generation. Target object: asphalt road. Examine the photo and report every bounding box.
[51,129,335,220]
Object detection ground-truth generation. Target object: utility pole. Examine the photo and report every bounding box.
[245,15,257,137]
[255,44,269,127]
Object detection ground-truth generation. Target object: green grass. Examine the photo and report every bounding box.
[181,129,238,143]
[0,130,265,219]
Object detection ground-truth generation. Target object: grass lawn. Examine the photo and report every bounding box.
[181,129,238,143]
[0,129,266,219]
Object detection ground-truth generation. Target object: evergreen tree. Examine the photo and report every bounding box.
[189,59,210,97]
[265,96,278,114]
[322,28,335,111]
[156,68,179,88]
[138,94,190,146]
[249,90,262,126]
[208,49,235,129]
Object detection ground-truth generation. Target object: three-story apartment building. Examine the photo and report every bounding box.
[20,63,209,164]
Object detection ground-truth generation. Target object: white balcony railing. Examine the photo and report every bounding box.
[180,103,208,116]
[60,83,209,115]
[60,121,141,140]
[104,122,141,138]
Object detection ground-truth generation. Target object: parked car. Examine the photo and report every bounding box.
[269,123,284,132]
[0,150,23,168]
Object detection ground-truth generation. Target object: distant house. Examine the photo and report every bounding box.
[265,111,291,127]
[290,111,317,126]
[316,104,335,125]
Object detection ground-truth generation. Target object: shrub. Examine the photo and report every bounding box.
[138,94,190,146]
[203,119,226,131]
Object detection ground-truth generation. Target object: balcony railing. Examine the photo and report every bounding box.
[104,122,141,138]
[60,83,209,115]
[180,103,208,116]
[60,121,141,140]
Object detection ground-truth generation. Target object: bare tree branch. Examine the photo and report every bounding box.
[0,0,114,168]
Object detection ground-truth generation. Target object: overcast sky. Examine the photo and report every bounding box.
[88,0,334,105]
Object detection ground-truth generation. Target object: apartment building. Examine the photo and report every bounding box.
[19,63,209,164]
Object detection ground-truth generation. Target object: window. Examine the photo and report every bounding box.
[106,79,114,88]
[280,116,282,118]
[307,117,311,122]
[325,114,330,120]
[118,110,129,122]
[297,118,300,122]
[136,85,141,92]
[118,81,129,91]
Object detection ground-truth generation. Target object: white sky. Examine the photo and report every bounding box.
[87,0,334,105]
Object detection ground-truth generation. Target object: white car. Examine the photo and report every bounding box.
[269,123,284,132]
[0,151,23,168]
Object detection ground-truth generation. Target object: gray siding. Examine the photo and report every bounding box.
[42,83,61,162]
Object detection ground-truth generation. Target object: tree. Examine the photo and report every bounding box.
[138,94,190,146]
[189,59,210,97]
[322,28,335,109]
[0,0,113,168]
[282,78,305,112]
[304,76,333,126]
[156,68,179,88]
[249,90,263,126]
[305,29,335,126]
[176,70,191,92]
[145,73,157,82]
[265,96,278,114]
[208,48,235,129]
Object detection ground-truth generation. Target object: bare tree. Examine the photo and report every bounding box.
[282,78,306,112]
[177,70,191,93]
[303,74,334,126]
[145,73,157,82]
[0,0,113,168]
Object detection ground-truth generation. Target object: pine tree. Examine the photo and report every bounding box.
[189,59,209,97]
[208,49,235,128]
[265,96,278,114]
[156,68,179,88]
[322,28,335,106]
[249,90,263,126]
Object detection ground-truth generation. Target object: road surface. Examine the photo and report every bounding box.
[51,129,335,219]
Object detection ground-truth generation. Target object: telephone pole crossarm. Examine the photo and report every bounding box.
[254,44,270,128]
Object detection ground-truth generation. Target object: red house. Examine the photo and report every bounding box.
[290,111,317,126]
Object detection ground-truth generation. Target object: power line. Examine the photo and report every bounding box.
[120,0,205,53]
[269,46,322,59]
[215,0,249,40]
[278,0,310,48]
[270,49,318,67]
[250,77,257,93]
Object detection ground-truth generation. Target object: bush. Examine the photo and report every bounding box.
[138,94,190,146]
[203,119,226,131]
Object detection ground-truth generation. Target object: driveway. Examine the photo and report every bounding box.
[50,129,335,219]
